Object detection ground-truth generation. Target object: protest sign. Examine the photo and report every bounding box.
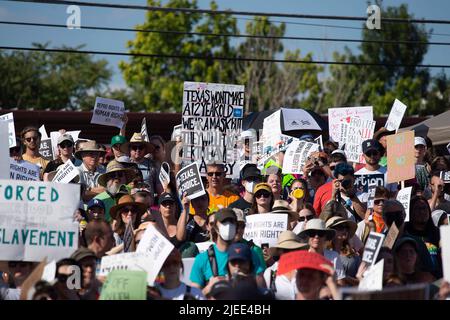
[100,270,147,300]
[10,159,40,181]
[341,117,376,163]
[282,140,320,174]
[41,260,56,283]
[50,131,81,160]
[281,108,321,131]
[91,97,125,129]
[367,184,377,209]
[51,159,79,183]
[396,186,412,222]
[0,180,80,262]
[141,118,149,142]
[385,99,407,132]
[383,222,399,250]
[328,106,373,143]
[314,135,323,150]
[180,258,195,286]
[39,139,53,161]
[159,162,171,187]
[39,124,48,139]
[136,223,174,286]
[358,259,384,291]
[387,131,415,183]
[362,232,385,265]
[354,173,385,203]
[0,112,16,148]
[440,225,450,283]
[243,213,288,247]
[440,171,450,183]
[262,110,282,155]
[171,124,182,141]
[181,82,244,179]
[0,122,8,179]
[175,162,206,200]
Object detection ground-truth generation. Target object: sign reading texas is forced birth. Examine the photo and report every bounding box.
[0,180,80,262]
[181,82,244,179]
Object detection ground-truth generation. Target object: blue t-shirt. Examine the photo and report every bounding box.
[189,243,265,287]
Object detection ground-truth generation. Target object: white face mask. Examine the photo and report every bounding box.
[245,181,255,194]
[217,221,236,241]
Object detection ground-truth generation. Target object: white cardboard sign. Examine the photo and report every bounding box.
[243,213,288,247]
[440,225,450,283]
[9,159,40,181]
[51,159,79,183]
[358,259,384,291]
[396,187,412,222]
[282,140,320,174]
[0,112,16,148]
[328,106,373,143]
[91,97,125,129]
[0,122,10,179]
[385,99,407,132]
[281,108,321,131]
[341,117,376,163]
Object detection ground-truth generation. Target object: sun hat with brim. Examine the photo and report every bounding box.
[373,127,395,141]
[70,247,96,262]
[119,132,155,154]
[277,250,334,276]
[298,218,336,241]
[97,160,136,187]
[325,216,357,238]
[269,231,309,255]
[109,195,147,220]
[253,183,272,195]
[74,140,106,160]
[431,209,447,227]
[47,164,80,183]
[271,200,297,218]
[319,200,347,221]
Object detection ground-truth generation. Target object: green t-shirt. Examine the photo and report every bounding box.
[379,156,387,167]
[94,192,116,222]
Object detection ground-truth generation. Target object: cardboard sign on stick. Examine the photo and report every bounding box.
[175,162,206,200]
[385,99,407,132]
[386,131,415,183]
[91,97,125,129]
[243,214,288,247]
[362,232,385,265]
[0,112,16,148]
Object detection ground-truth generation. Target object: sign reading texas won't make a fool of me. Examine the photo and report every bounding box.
[0,180,80,262]
[181,82,244,179]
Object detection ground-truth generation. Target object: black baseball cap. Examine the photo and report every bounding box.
[362,139,384,154]
[215,208,237,223]
[158,192,176,205]
[241,164,261,181]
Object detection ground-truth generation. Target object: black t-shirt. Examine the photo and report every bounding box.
[43,158,64,174]
[228,197,252,215]
[185,217,209,243]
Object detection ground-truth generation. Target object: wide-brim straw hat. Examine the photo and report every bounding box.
[119,133,155,155]
[74,140,106,160]
[269,230,309,255]
[97,160,136,187]
[298,218,336,241]
[325,216,357,238]
[271,200,298,219]
[109,195,147,220]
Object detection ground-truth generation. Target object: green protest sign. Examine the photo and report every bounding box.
[100,270,147,300]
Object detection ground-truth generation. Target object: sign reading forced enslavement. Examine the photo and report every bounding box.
[0,180,80,262]
[181,82,244,179]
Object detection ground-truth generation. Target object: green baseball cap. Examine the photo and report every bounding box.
[110,135,127,146]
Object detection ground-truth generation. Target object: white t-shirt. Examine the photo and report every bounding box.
[158,282,205,300]
[263,262,296,300]
[354,166,397,203]
[324,249,346,280]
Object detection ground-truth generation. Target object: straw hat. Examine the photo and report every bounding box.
[269,231,309,255]
[298,218,336,241]
[319,200,348,221]
[325,216,357,238]
[109,195,147,220]
[271,200,297,219]
[120,133,155,154]
[74,140,106,160]
[97,160,136,187]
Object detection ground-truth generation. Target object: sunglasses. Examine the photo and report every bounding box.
[207,172,223,177]
[59,142,74,149]
[25,136,39,142]
[121,206,137,214]
[365,150,380,157]
[374,199,385,205]
[298,215,315,222]
[131,145,145,151]
[255,191,271,199]
[308,230,327,238]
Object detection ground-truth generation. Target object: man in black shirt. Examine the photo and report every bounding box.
[229,164,262,215]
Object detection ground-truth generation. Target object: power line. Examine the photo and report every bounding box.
[1,45,449,68]
[2,20,450,46]
[7,0,450,25]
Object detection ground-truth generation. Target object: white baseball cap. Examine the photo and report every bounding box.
[240,129,256,139]
[414,137,427,147]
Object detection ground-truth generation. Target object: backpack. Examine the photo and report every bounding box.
[207,244,219,277]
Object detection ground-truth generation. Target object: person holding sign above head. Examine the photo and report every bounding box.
[178,192,211,244]
[189,208,265,296]
[20,126,49,179]
[249,183,274,215]
[228,164,262,215]
[159,192,184,246]
[43,134,77,182]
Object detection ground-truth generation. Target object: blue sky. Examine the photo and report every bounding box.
[1,0,449,90]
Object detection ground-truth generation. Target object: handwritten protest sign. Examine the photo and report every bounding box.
[243,213,288,247]
[383,222,399,250]
[50,131,81,160]
[141,118,149,142]
[100,270,147,300]
[440,171,450,183]
[328,106,373,143]
[175,162,205,200]
[136,223,174,285]
[385,99,407,132]
[396,186,412,222]
[10,159,40,181]
[99,252,153,278]
[358,259,384,291]
[262,110,282,155]
[39,138,53,161]
[387,131,415,183]
[440,225,450,283]
[282,140,320,174]
[362,232,385,265]
[281,108,321,131]
[51,159,79,183]
[0,180,79,262]
[0,112,16,148]
[258,134,297,169]
[91,97,125,129]
[0,122,8,179]
[181,82,244,179]
[340,117,376,163]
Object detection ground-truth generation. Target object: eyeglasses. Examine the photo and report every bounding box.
[374,199,385,205]
[255,191,271,198]
[365,150,380,157]
[207,172,223,177]
[59,142,73,149]
[121,206,137,214]
[25,136,39,142]
[308,230,327,238]
[298,215,315,222]
[131,145,145,151]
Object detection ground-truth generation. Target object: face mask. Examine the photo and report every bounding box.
[217,221,236,241]
[245,181,255,193]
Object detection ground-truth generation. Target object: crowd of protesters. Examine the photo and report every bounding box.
[1,115,450,301]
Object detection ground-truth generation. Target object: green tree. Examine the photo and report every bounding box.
[0,43,111,110]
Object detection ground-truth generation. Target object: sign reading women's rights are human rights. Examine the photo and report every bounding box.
[0,180,80,262]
